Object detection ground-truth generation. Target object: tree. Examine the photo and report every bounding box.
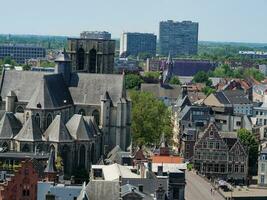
[202,86,216,95]
[130,91,173,146]
[193,71,212,86]
[237,129,259,175]
[143,71,160,80]
[125,74,143,90]
[244,68,265,82]
[55,155,63,172]
[169,76,181,85]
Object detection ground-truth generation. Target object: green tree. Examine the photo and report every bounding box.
[143,71,161,80]
[237,129,259,175]
[193,71,212,86]
[56,155,63,172]
[202,86,216,95]
[130,91,173,146]
[244,68,265,82]
[169,76,181,85]
[125,74,143,90]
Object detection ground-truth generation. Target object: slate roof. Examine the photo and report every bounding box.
[66,114,95,141]
[14,115,45,142]
[0,70,50,102]
[44,115,73,142]
[44,149,56,173]
[121,184,153,200]
[69,73,124,106]
[0,112,22,139]
[26,74,73,109]
[141,83,181,99]
[214,90,251,105]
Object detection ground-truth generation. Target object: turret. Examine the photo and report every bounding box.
[55,49,72,85]
[44,149,58,183]
[5,91,16,112]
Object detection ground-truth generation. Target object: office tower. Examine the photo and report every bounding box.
[159,20,198,56]
[80,31,111,40]
[0,44,46,64]
[120,32,157,57]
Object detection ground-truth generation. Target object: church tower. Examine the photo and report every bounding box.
[55,49,72,85]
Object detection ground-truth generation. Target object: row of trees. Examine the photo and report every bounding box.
[125,72,181,90]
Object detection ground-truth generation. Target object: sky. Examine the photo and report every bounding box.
[1,0,267,43]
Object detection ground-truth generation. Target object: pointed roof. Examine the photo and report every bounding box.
[101,91,111,101]
[166,52,173,64]
[66,114,95,141]
[55,49,71,62]
[14,115,45,142]
[44,115,73,142]
[44,149,57,173]
[0,112,22,139]
[26,74,73,109]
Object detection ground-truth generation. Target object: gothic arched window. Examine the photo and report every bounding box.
[78,109,86,116]
[2,142,9,151]
[22,144,30,152]
[77,47,85,70]
[16,106,24,113]
[79,145,86,168]
[89,49,97,73]
[46,113,53,128]
[35,113,41,128]
[92,110,100,126]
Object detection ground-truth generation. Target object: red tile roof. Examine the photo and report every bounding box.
[152,155,183,164]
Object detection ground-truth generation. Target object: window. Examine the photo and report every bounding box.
[236,121,241,126]
[262,163,265,173]
[209,142,213,149]
[16,106,24,113]
[234,165,239,172]
[46,113,53,128]
[186,144,190,150]
[216,142,220,149]
[92,110,100,126]
[228,164,232,172]
[203,142,207,148]
[214,164,219,172]
[35,113,40,128]
[220,164,226,173]
[261,175,265,184]
[241,165,245,173]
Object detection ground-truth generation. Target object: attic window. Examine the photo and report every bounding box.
[37,103,42,108]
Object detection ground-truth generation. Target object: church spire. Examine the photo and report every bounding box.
[44,149,58,182]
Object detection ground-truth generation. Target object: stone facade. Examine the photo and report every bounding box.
[194,123,248,182]
[0,51,131,175]
[67,38,115,73]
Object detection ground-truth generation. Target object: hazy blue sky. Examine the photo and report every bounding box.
[1,0,267,43]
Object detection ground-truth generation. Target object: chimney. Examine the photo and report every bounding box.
[138,184,144,192]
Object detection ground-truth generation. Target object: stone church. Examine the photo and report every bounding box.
[0,50,131,174]
[67,37,115,74]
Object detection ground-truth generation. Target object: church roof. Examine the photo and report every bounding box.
[14,115,45,142]
[69,73,124,106]
[0,112,22,139]
[26,74,73,109]
[66,114,95,141]
[0,70,50,102]
[44,115,73,142]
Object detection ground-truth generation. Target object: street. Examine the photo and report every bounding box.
[185,171,225,200]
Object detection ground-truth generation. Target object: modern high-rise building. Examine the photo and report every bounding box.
[159,20,198,56]
[80,31,111,40]
[0,44,46,64]
[120,32,157,57]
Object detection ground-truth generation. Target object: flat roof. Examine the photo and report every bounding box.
[67,37,115,42]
